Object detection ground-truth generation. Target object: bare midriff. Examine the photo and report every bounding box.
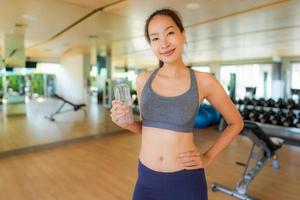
[139,125,196,172]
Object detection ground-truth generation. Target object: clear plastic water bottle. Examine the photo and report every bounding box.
[114,83,134,125]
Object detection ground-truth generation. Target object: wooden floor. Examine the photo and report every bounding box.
[0,126,299,200]
[0,98,123,153]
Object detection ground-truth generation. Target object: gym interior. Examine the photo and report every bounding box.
[0,0,299,199]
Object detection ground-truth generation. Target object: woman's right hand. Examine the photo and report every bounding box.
[110,99,134,128]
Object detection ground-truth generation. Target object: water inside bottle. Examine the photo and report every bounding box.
[114,84,134,125]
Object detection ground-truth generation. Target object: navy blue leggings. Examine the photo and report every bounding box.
[132,160,208,200]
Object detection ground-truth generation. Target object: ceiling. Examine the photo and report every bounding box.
[1,0,300,67]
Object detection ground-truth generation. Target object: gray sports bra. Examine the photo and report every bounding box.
[140,67,200,132]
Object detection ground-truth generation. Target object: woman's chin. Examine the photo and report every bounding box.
[160,57,181,65]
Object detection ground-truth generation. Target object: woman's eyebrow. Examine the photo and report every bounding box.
[149,26,175,36]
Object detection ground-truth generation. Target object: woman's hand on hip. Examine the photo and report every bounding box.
[176,148,213,169]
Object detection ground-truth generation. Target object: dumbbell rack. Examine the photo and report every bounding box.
[236,103,300,146]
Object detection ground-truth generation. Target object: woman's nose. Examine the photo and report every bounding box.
[160,38,170,49]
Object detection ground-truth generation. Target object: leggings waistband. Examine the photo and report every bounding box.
[138,159,204,179]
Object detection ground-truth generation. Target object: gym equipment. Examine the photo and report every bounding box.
[274,98,286,109]
[258,110,269,123]
[194,104,221,128]
[237,99,244,105]
[241,108,250,120]
[281,111,296,127]
[270,110,284,126]
[286,98,295,109]
[251,98,258,106]
[263,98,275,107]
[212,121,284,200]
[248,109,260,122]
[296,115,300,128]
[45,94,87,121]
[245,87,256,98]
[257,98,265,106]
[243,97,252,106]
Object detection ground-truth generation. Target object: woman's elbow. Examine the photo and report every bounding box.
[237,116,244,132]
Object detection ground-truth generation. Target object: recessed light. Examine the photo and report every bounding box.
[22,14,37,21]
[186,3,200,10]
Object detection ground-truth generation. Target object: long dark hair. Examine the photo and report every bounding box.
[144,8,185,68]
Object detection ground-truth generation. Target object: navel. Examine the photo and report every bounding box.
[159,156,164,161]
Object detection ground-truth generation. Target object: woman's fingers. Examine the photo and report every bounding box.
[111,102,127,113]
[111,112,126,123]
[177,149,203,168]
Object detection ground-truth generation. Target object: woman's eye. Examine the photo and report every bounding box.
[167,31,174,35]
[151,38,158,41]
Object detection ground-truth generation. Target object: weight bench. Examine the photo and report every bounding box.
[211,120,284,200]
[45,94,87,121]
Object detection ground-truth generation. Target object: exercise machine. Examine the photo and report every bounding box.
[45,94,87,121]
[212,120,284,200]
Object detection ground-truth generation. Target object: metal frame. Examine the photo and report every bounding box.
[211,121,283,200]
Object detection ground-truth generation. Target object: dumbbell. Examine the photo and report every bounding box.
[295,100,300,110]
[258,110,270,123]
[257,98,266,106]
[243,97,252,105]
[295,114,300,128]
[286,98,296,109]
[249,109,260,121]
[270,110,285,126]
[281,111,296,127]
[252,98,259,106]
[237,99,244,105]
[275,98,286,109]
[241,108,250,120]
[264,98,275,107]
[268,110,276,122]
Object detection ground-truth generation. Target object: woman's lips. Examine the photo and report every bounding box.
[161,48,176,57]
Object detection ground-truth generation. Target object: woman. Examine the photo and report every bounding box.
[110,8,244,200]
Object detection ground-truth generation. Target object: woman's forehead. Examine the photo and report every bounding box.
[148,15,177,34]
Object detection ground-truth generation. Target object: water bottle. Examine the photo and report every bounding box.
[114,83,134,125]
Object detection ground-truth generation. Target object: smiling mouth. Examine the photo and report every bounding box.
[161,48,176,56]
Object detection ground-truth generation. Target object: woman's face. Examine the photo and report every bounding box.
[148,15,186,65]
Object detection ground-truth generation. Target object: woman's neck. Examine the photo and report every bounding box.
[160,58,187,78]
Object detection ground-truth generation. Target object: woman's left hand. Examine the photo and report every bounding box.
[176,148,213,170]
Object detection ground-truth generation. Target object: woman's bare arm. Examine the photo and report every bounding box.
[123,72,148,134]
[202,73,244,162]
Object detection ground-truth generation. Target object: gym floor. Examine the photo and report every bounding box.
[0,125,299,200]
[0,98,123,153]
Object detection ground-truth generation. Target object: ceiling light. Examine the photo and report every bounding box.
[186,3,200,10]
[22,14,37,21]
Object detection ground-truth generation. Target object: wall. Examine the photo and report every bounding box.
[57,54,89,104]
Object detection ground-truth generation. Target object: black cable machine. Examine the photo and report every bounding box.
[45,94,87,121]
[212,120,284,200]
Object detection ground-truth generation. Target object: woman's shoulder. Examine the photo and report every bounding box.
[135,69,156,91]
[192,70,214,85]
[192,70,217,98]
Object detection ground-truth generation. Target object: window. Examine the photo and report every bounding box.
[291,63,300,89]
[220,64,272,99]
[191,66,210,73]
